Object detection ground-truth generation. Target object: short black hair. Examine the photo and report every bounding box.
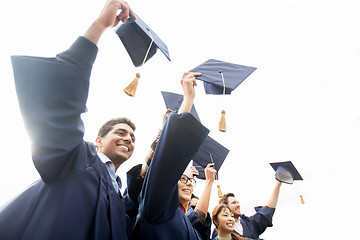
[97,117,136,138]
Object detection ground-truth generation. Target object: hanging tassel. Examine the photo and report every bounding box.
[219,110,226,132]
[300,195,305,204]
[217,184,223,198]
[124,73,140,97]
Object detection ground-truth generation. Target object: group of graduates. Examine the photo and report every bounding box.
[0,0,284,239]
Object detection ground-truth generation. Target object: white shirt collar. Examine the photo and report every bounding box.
[98,152,116,172]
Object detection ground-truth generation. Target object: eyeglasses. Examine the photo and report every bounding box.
[179,175,196,187]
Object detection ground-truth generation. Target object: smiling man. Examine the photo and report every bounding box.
[96,119,136,169]
[0,0,139,239]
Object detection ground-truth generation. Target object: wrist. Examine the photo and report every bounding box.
[205,179,214,185]
[83,20,107,45]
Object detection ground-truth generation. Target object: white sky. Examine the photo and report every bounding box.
[1,0,360,239]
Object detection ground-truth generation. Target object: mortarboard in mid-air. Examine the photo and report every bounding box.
[270,161,305,204]
[189,59,256,95]
[189,59,256,131]
[116,14,171,96]
[192,136,229,180]
[192,136,229,199]
[269,161,303,184]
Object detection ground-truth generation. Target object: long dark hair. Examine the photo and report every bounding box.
[212,204,246,240]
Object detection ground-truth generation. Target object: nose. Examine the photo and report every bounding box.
[186,180,193,187]
[122,133,133,143]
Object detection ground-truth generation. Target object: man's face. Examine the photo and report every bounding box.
[96,123,135,167]
[227,196,241,218]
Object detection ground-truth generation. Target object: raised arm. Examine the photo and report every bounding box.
[139,73,209,224]
[195,163,217,215]
[141,72,200,178]
[266,180,282,208]
[247,180,281,236]
[11,0,136,183]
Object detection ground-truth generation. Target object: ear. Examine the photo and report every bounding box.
[95,136,103,149]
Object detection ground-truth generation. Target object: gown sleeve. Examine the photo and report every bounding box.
[124,164,144,225]
[186,207,211,240]
[251,206,275,234]
[242,206,275,238]
[11,37,98,183]
[139,112,209,224]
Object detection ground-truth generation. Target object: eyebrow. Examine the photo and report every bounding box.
[114,128,136,141]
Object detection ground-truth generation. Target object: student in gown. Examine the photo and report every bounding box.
[184,163,216,240]
[128,72,212,240]
[212,204,246,240]
[126,105,216,239]
[0,1,138,239]
[212,180,282,240]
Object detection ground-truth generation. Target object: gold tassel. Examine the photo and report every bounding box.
[124,73,140,97]
[300,195,305,204]
[219,110,226,132]
[217,184,223,198]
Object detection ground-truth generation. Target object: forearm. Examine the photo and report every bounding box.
[195,179,214,215]
[83,20,108,45]
[266,181,282,208]
[178,96,195,114]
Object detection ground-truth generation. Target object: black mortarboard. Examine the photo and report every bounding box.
[161,91,200,121]
[189,59,256,95]
[192,136,229,180]
[270,161,303,184]
[116,15,171,67]
[189,59,256,132]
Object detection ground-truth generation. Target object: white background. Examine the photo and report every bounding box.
[1,0,360,239]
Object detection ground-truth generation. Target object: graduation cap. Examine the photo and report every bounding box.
[161,91,200,121]
[116,15,171,96]
[270,161,304,204]
[192,136,229,198]
[189,59,256,132]
[189,59,256,95]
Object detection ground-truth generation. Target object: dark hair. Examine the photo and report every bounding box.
[97,117,136,137]
[191,194,199,200]
[212,204,245,240]
[219,193,235,205]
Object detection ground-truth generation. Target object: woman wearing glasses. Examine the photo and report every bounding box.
[128,72,214,240]
[181,164,217,240]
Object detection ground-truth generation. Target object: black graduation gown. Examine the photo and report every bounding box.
[0,37,132,240]
[130,112,210,240]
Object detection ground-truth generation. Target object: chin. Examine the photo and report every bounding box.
[179,194,191,204]
[117,152,132,161]
[183,195,191,202]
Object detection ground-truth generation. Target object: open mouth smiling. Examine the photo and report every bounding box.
[182,189,191,194]
[116,144,129,152]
